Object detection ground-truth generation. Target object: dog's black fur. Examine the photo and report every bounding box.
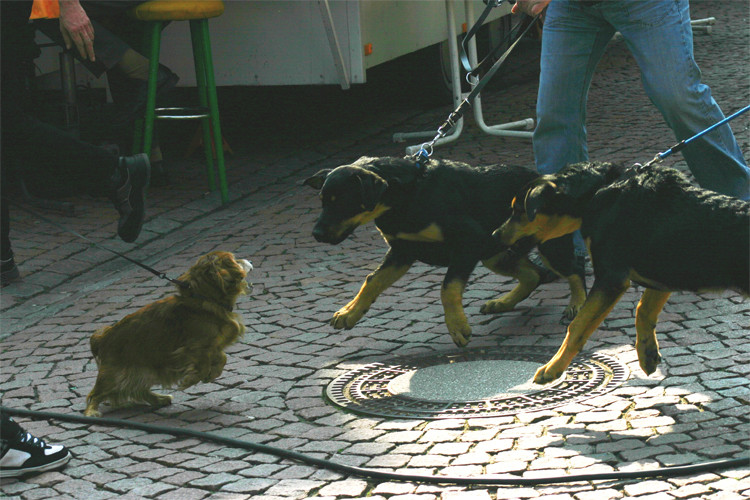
[496,161,749,382]
[305,156,587,346]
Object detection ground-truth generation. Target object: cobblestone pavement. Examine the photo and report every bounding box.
[1,2,748,499]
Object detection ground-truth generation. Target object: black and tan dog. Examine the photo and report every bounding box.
[304,156,587,346]
[495,161,750,383]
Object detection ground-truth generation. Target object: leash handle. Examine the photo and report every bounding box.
[465,13,538,102]
[459,0,505,75]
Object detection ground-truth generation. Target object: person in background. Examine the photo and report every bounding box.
[1,1,151,285]
[33,0,177,183]
[35,0,179,127]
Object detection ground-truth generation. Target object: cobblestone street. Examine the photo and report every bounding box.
[1,1,748,499]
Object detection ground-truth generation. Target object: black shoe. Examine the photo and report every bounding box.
[149,159,171,187]
[1,256,20,286]
[0,416,71,478]
[109,64,179,126]
[112,153,151,243]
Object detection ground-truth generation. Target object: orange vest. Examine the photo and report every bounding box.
[30,0,60,20]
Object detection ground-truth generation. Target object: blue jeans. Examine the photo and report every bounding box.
[534,0,750,200]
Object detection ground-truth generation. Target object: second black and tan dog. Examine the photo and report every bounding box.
[304,156,587,346]
[495,161,750,383]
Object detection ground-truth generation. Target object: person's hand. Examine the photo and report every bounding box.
[511,0,551,16]
[58,0,95,61]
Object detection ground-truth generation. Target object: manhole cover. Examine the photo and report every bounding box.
[325,347,628,419]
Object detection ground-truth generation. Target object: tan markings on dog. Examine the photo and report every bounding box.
[339,203,390,232]
[480,256,540,313]
[331,262,412,329]
[534,279,630,384]
[635,288,671,375]
[494,219,524,245]
[394,223,444,242]
[498,208,581,245]
[563,273,587,320]
[329,203,391,241]
[525,214,582,243]
[441,280,471,347]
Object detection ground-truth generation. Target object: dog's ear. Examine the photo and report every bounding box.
[207,252,247,294]
[358,170,388,211]
[303,169,332,190]
[524,181,557,222]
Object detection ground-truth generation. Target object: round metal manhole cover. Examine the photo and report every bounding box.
[325,347,628,419]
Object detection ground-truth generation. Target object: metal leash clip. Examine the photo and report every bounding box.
[413,143,433,174]
[413,107,465,174]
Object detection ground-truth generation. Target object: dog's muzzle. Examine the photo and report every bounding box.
[312,224,352,244]
[239,259,253,273]
[239,259,254,293]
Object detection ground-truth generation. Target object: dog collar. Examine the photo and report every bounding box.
[174,280,234,312]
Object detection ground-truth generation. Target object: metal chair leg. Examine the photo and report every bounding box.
[194,19,228,204]
[189,19,217,193]
[141,21,163,156]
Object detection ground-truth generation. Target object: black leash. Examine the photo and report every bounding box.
[459,0,507,76]
[9,201,188,290]
[459,0,535,82]
[414,8,540,172]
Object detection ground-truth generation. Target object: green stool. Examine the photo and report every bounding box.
[129,0,228,204]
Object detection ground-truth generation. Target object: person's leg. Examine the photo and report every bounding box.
[2,103,151,243]
[3,104,120,193]
[533,0,615,255]
[612,0,750,199]
[0,412,71,478]
[1,193,20,286]
[35,2,178,133]
[534,0,616,175]
[34,17,130,77]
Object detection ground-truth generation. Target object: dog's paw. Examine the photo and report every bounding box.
[84,407,101,418]
[561,304,580,323]
[637,346,662,375]
[157,394,173,406]
[206,355,227,382]
[446,318,472,347]
[146,392,174,407]
[204,370,223,383]
[533,362,565,384]
[480,298,515,314]
[331,305,365,329]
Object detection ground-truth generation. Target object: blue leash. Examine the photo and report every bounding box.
[642,104,750,167]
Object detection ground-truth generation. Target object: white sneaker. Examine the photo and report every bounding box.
[0,416,71,478]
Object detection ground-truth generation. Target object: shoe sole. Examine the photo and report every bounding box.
[0,451,71,478]
[118,154,151,243]
[1,265,21,286]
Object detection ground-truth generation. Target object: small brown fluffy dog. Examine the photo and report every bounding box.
[84,251,253,417]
